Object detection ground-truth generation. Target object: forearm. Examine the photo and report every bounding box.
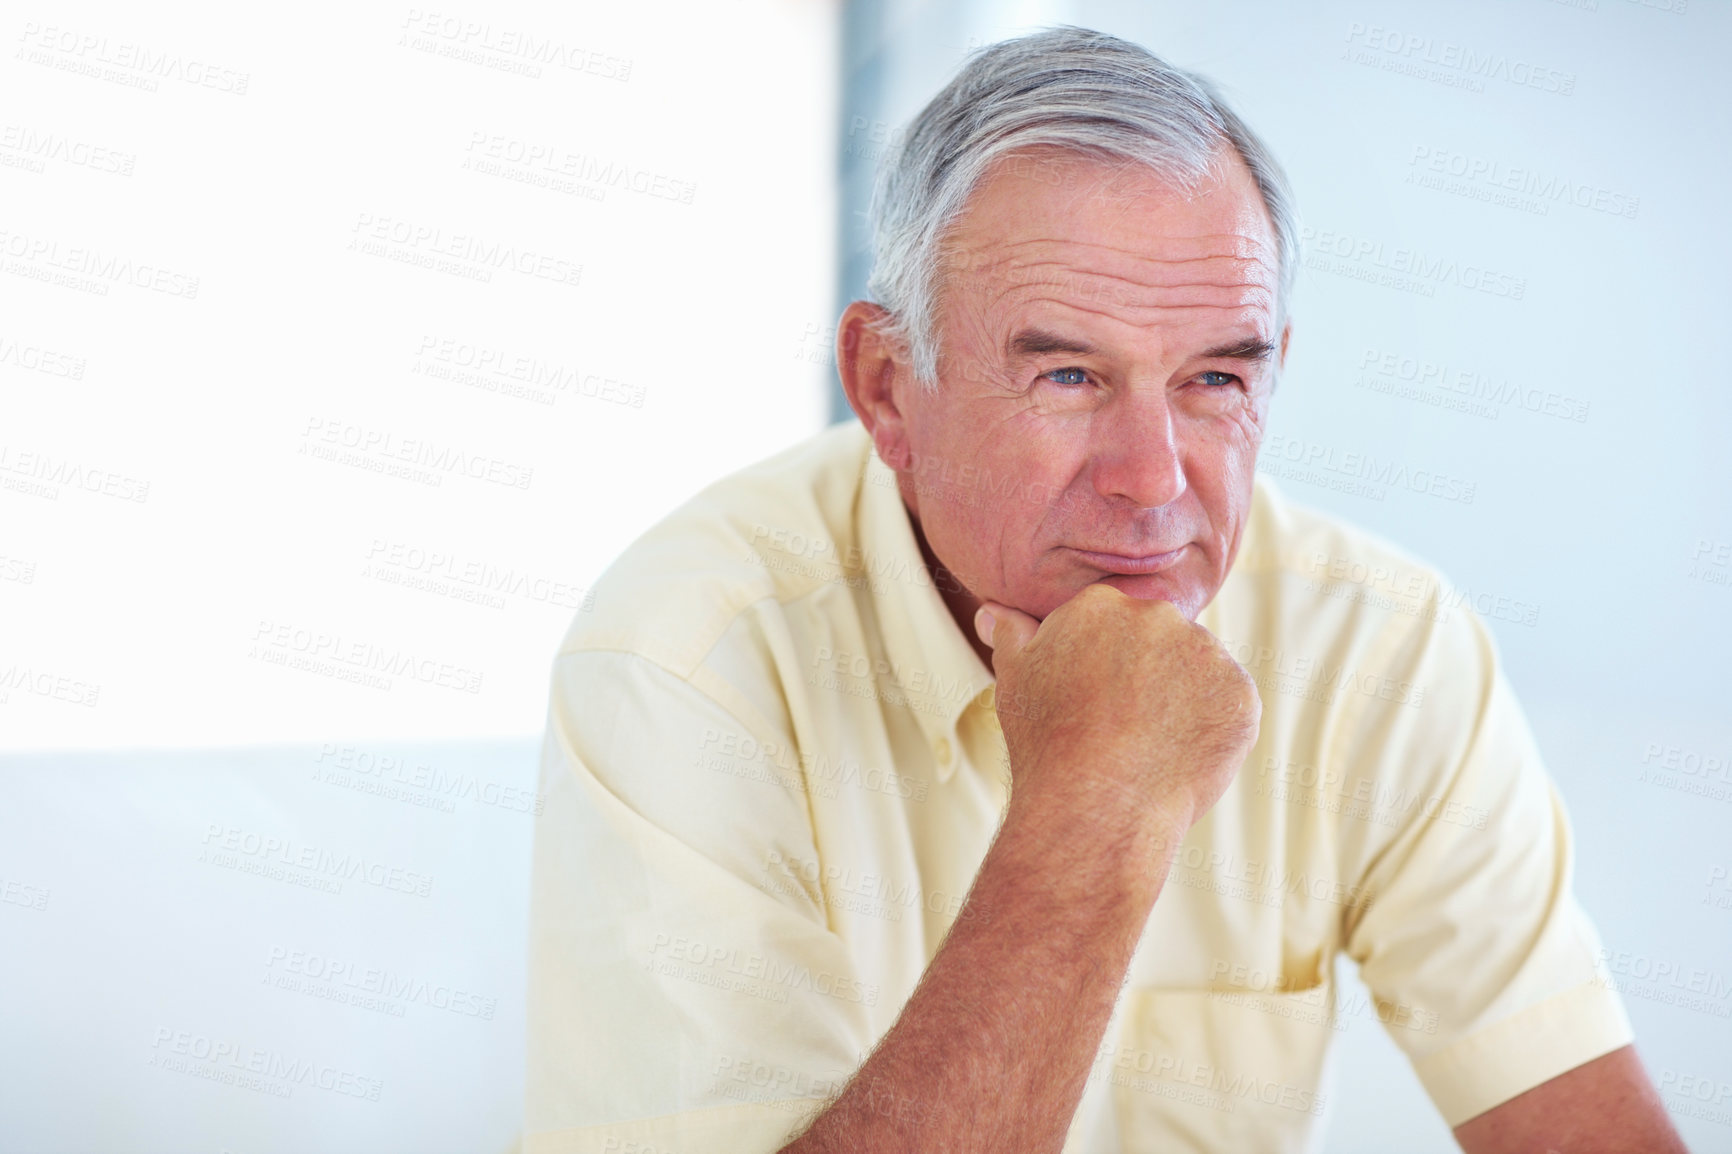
[1452,1045,1688,1154]
[780,787,1181,1152]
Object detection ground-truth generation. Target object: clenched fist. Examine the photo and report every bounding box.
[974,582,1262,845]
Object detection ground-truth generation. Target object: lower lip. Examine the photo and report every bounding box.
[1069,545,1188,574]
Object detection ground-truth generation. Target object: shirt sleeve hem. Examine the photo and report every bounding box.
[1413,978,1635,1128]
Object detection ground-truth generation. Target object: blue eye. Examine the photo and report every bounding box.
[1044,367,1090,386]
[1197,371,1240,388]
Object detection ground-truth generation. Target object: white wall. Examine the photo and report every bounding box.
[2,738,540,1153]
[841,1,1732,1150]
[0,0,837,753]
[0,1,838,1150]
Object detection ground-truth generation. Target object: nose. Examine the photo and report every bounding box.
[1088,385,1187,509]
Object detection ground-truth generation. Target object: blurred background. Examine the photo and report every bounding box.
[1,1,1726,1151]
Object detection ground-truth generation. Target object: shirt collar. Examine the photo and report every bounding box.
[853,425,995,784]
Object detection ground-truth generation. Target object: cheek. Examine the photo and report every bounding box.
[936,458,1054,590]
[1176,425,1257,550]
[1227,394,1269,449]
[1203,432,1256,487]
[1193,407,1263,484]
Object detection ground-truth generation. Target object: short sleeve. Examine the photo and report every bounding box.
[1338,604,1633,1127]
[523,649,874,1153]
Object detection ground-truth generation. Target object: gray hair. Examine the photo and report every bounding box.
[865,26,1298,390]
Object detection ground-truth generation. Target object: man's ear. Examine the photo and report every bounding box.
[836,300,915,471]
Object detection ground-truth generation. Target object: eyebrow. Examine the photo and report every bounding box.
[1200,337,1279,363]
[1006,328,1278,363]
[1007,328,1096,359]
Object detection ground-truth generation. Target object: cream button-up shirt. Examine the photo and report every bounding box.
[524,419,1632,1153]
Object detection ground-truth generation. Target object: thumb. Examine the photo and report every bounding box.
[973,600,1039,672]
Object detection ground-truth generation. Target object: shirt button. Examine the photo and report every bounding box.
[935,737,953,765]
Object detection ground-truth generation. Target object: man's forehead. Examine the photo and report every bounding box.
[955,234,1277,296]
[937,151,1280,328]
[951,227,1276,277]
[945,235,1279,344]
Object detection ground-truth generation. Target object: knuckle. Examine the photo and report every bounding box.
[1078,582,1117,608]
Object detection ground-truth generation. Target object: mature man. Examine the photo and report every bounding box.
[523,27,1684,1153]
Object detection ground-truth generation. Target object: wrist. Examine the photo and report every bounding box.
[1006,767,1193,850]
[994,778,1188,913]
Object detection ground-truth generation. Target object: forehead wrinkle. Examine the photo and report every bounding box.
[981,277,1278,329]
[987,299,1277,370]
[954,246,1278,306]
[986,303,1280,347]
[1008,248,1272,276]
[1020,232,1276,264]
[953,231,1279,273]
[985,259,1276,301]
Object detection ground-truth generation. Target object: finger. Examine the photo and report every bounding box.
[973,602,1000,647]
[975,600,1039,661]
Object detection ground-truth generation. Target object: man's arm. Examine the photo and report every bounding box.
[782,583,1264,1151]
[1453,1045,1687,1154]
[1329,589,1677,1145]
[780,744,1178,1149]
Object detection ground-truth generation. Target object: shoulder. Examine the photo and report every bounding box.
[1231,473,1457,604]
[555,420,876,677]
[1217,474,1506,740]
